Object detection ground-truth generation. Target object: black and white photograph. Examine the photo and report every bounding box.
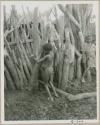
[0,0,99,124]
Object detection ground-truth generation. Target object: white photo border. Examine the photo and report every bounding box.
[0,0,99,124]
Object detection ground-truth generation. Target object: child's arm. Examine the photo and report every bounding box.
[37,55,50,63]
[30,54,50,63]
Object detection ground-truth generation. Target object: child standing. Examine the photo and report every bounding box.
[36,42,58,101]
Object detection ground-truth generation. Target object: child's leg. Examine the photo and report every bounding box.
[50,82,58,97]
[44,84,54,101]
[49,72,58,97]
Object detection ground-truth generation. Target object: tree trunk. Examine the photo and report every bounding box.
[56,88,96,101]
[39,80,96,101]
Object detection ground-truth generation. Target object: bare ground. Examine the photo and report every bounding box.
[5,75,97,121]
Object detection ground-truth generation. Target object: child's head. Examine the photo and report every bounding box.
[43,43,52,54]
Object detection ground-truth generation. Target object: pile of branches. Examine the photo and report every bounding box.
[4,4,96,98]
[4,6,42,90]
[4,5,58,90]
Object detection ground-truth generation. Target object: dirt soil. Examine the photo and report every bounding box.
[5,76,97,120]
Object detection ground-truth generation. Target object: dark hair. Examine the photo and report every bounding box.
[43,43,52,52]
